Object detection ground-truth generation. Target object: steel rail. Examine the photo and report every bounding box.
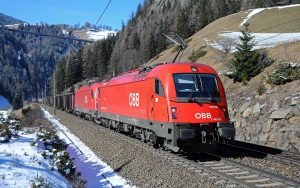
[206,152,300,187]
[219,142,300,167]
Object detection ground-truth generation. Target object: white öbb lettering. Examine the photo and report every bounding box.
[129,93,140,107]
[195,112,211,119]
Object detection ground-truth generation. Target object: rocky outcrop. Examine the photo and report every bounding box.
[227,81,300,153]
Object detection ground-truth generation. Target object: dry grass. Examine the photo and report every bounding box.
[73,30,88,40]
[12,104,51,128]
[248,6,300,33]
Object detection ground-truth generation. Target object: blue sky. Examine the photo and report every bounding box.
[0,0,144,29]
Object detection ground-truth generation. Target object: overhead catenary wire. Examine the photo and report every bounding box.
[1,26,93,43]
[87,0,112,40]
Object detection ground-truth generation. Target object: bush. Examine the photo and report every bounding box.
[36,128,85,185]
[257,84,266,96]
[0,123,13,142]
[188,46,207,62]
[22,106,31,116]
[53,151,76,179]
[266,62,300,85]
[30,173,50,188]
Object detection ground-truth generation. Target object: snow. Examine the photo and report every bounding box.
[209,32,300,52]
[41,108,133,188]
[277,4,300,9]
[62,29,68,35]
[0,110,10,119]
[240,4,300,26]
[86,29,117,41]
[0,118,70,187]
[240,8,264,26]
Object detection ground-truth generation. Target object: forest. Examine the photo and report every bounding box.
[0,24,83,108]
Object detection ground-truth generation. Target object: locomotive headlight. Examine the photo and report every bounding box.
[171,107,178,119]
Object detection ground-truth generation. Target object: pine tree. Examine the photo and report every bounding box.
[130,32,140,50]
[176,10,190,39]
[83,49,96,79]
[74,48,83,83]
[146,34,157,60]
[65,55,77,89]
[55,59,66,93]
[229,23,261,84]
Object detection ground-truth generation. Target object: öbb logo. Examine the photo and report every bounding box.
[129,93,140,107]
[195,112,211,119]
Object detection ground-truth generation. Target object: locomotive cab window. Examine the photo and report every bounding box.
[173,74,220,100]
[155,79,165,97]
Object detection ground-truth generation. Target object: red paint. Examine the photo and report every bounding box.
[74,63,230,124]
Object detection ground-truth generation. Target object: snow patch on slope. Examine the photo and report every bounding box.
[240,4,300,26]
[209,32,300,52]
[41,108,133,188]
[240,8,264,26]
[87,29,117,41]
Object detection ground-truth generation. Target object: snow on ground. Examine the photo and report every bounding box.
[209,32,300,52]
[41,107,133,188]
[0,115,70,187]
[240,4,300,26]
[0,110,10,119]
[87,29,117,41]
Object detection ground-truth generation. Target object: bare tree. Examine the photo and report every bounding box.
[215,38,234,65]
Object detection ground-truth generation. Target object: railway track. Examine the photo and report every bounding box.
[41,105,300,188]
[219,140,300,167]
[202,153,300,188]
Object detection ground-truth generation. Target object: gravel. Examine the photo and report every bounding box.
[40,105,227,188]
[231,156,300,181]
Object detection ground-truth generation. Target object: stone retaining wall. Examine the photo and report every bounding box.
[228,93,300,152]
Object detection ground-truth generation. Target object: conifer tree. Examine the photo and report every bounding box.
[146,34,157,60]
[55,59,66,93]
[229,23,261,84]
[176,10,190,39]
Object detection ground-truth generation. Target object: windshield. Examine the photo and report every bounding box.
[173,74,220,99]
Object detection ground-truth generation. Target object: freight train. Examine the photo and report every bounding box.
[43,62,235,152]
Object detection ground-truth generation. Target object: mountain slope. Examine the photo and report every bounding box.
[148,4,300,152]
[0,12,24,25]
[148,4,300,66]
[0,23,83,108]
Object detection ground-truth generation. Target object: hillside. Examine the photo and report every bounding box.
[73,29,117,41]
[0,12,24,25]
[148,4,300,152]
[0,18,83,108]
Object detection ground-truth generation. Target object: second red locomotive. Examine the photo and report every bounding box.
[53,62,235,152]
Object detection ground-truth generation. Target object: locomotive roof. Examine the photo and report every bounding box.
[75,62,218,91]
[101,62,217,87]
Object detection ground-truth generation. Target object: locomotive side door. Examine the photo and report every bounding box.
[94,87,100,111]
[152,78,168,123]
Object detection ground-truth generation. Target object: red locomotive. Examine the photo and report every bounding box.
[52,62,235,152]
